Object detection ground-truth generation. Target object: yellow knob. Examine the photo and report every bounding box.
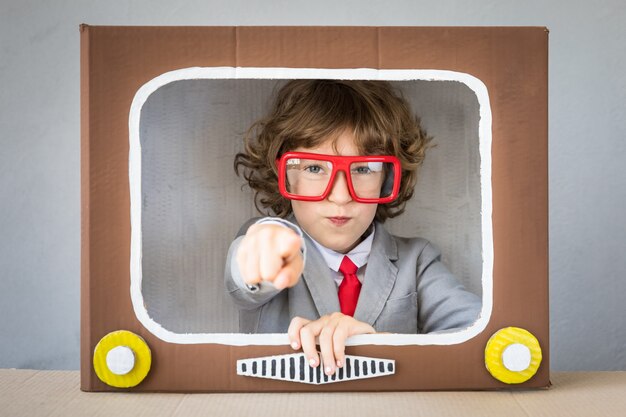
[485,327,542,384]
[93,330,151,388]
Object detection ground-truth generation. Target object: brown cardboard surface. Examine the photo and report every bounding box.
[81,26,549,392]
[3,371,625,417]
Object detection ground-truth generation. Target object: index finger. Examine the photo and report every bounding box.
[287,316,310,350]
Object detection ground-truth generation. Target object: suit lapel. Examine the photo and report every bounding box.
[288,215,341,316]
[353,222,399,326]
[301,234,342,316]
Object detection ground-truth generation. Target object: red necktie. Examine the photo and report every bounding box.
[338,256,361,317]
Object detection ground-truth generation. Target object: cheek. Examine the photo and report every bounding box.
[358,204,379,223]
[291,201,316,225]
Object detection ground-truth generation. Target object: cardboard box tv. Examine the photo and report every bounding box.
[81,25,549,392]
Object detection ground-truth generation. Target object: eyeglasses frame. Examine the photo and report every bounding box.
[276,151,402,203]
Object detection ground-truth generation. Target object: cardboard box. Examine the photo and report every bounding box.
[81,25,549,392]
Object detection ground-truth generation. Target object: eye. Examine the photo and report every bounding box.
[352,166,372,175]
[304,164,325,174]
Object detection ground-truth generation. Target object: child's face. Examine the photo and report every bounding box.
[290,130,379,254]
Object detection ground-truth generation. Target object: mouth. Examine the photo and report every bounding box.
[327,216,351,226]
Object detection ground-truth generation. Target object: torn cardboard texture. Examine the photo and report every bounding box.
[81,26,549,392]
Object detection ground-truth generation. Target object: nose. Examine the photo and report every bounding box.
[327,171,352,205]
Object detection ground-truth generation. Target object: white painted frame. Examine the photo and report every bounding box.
[129,67,493,347]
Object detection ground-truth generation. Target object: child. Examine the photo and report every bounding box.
[224,79,481,376]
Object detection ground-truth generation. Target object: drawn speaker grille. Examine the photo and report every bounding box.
[237,353,395,384]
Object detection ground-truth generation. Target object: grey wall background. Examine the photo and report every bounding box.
[0,0,624,371]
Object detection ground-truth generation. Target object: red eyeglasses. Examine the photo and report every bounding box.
[276,152,401,203]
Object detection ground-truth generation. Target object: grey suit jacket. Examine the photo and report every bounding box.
[224,216,481,334]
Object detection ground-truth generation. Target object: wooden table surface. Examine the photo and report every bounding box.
[1,370,625,417]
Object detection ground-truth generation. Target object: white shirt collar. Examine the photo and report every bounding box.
[306,224,375,272]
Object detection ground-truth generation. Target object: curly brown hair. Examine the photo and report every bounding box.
[234,79,432,223]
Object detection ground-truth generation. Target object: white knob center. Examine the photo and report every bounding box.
[502,343,532,372]
[106,346,136,375]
